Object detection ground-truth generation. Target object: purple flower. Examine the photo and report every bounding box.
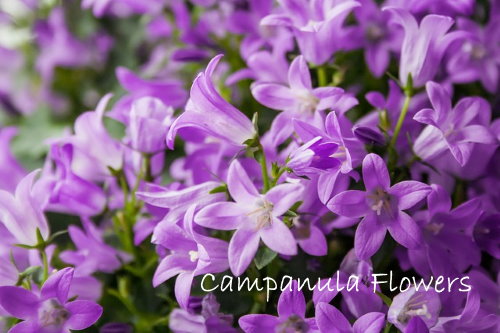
[408,184,481,277]
[261,0,360,65]
[328,153,431,260]
[239,281,317,332]
[128,97,174,154]
[169,294,236,333]
[446,17,500,93]
[315,302,385,333]
[63,94,123,182]
[287,136,341,174]
[384,7,466,87]
[39,143,106,217]
[413,82,496,166]
[167,55,256,149]
[60,218,128,276]
[0,170,49,246]
[433,290,497,332]
[152,205,229,309]
[352,0,402,77]
[0,267,102,332]
[252,55,354,117]
[387,287,441,331]
[0,127,26,192]
[82,0,164,17]
[111,67,187,123]
[195,160,302,276]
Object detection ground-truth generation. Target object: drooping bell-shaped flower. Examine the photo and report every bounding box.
[167,55,256,148]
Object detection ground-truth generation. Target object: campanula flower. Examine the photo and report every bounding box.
[387,287,441,331]
[0,127,25,192]
[239,281,318,332]
[384,7,466,88]
[413,82,496,166]
[0,170,49,246]
[152,205,229,309]
[328,154,431,259]
[0,268,102,333]
[195,160,302,276]
[167,55,256,148]
[261,0,360,65]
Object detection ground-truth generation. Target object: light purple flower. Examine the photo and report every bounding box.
[261,0,360,65]
[82,0,164,17]
[60,218,128,276]
[0,170,49,246]
[0,268,102,332]
[195,160,302,276]
[446,17,500,93]
[0,127,26,192]
[152,205,229,309]
[387,287,441,331]
[413,82,496,166]
[328,153,431,260]
[167,55,256,149]
[63,94,123,182]
[128,97,174,153]
[239,281,318,332]
[315,302,385,333]
[384,7,466,87]
[252,55,355,117]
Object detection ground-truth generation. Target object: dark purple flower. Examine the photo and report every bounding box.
[0,268,102,332]
[239,281,318,332]
[408,184,481,277]
[328,153,431,259]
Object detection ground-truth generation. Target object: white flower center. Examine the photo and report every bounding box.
[247,200,274,230]
[39,299,69,327]
[188,250,199,262]
[367,188,392,216]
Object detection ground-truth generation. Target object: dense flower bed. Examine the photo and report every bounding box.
[0,0,498,332]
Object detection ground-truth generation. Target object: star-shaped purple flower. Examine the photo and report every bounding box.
[327,153,431,260]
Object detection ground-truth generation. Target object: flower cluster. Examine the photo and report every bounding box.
[0,0,499,332]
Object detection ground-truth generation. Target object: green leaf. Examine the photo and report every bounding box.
[103,116,126,140]
[253,246,277,270]
[209,184,228,194]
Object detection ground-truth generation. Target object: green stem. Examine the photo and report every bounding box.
[383,322,393,333]
[389,91,412,148]
[258,144,271,192]
[143,153,153,182]
[40,248,49,283]
[317,66,328,87]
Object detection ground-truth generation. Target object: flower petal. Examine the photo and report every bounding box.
[389,181,430,210]
[41,267,74,304]
[265,183,303,216]
[228,227,260,276]
[387,212,422,250]
[353,312,386,333]
[355,214,386,260]
[327,190,368,218]
[238,314,280,332]
[174,272,194,310]
[0,286,38,319]
[251,83,295,110]
[260,218,298,256]
[153,254,195,287]
[315,302,351,333]
[362,154,390,191]
[278,281,306,318]
[194,202,246,230]
[227,160,259,203]
[66,300,103,330]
